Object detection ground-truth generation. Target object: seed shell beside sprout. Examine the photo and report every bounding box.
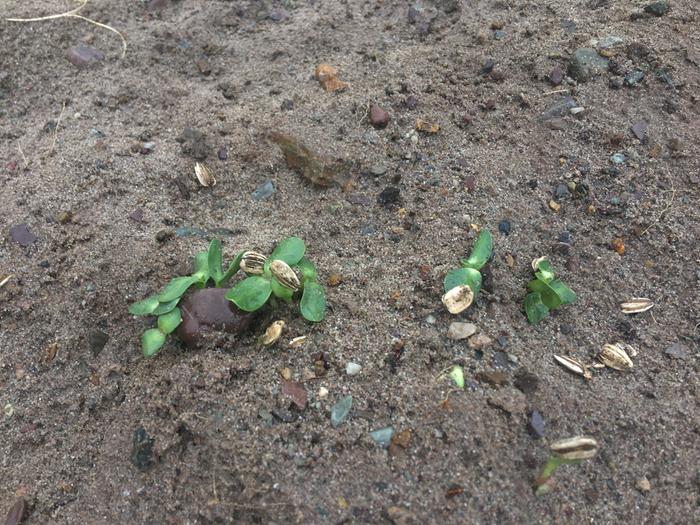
[441,284,474,314]
[550,436,599,461]
[270,260,300,291]
[240,251,267,275]
[194,162,216,187]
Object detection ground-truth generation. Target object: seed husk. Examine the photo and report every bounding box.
[194,162,216,187]
[597,343,633,371]
[270,260,300,291]
[260,320,285,346]
[0,274,13,289]
[553,354,592,380]
[550,436,598,460]
[288,335,307,348]
[441,284,474,314]
[240,251,267,275]
[531,256,548,272]
[620,297,654,314]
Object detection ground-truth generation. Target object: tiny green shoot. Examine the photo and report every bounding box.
[534,436,598,495]
[130,237,327,358]
[524,257,576,324]
[442,230,493,314]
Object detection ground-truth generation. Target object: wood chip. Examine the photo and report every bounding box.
[415,118,439,133]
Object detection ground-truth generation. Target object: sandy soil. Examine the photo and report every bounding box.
[1,0,699,523]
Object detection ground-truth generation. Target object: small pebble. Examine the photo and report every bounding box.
[636,477,652,493]
[217,146,228,160]
[624,70,645,87]
[631,120,648,141]
[377,186,401,206]
[447,322,477,340]
[555,183,570,199]
[644,1,670,16]
[498,219,511,235]
[370,426,395,448]
[528,410,545,438]
[318,387,329,399]
[548,67,563,85]
[131,426,155,470]
[369,105,390,129]
[468,333,494,349]
[252,180,275,200]
[66,45,105,68]
[346,362,362,375]
[610,152,627,164]
[330,395,353,427]
[664,342,688,360]
[10,224,37,247]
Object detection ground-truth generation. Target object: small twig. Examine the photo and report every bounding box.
[640,180,676,236]
[6,0,127,58]
[542,88,570,96]
[52,101,66,152]
[17,142,28,167]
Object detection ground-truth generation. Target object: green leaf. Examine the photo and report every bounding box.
[151,298,180,316]
[142,328,166,357]
[534,259,555,283]
[449,366,465,389]
[157,307,182,335]
[129,296,160,316]
[461,230,493,270]
[271,277,294,303]
[208,239,224,286]
[525,292,550,324]
[225,276,272,312]
[549,279,576,305]
[158,276,198,302]
[300,281,326,322]
[221,250,245,285]
[270,236,306,266]
[297,257,318,282]
[528,278,562,310]
[444,267,482,297]
[193,251,210,285]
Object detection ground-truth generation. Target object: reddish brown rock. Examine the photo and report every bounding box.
[176,288,259,347]
[369,105,390,129]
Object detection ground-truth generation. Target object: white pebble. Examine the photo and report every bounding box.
[346,362,362,375]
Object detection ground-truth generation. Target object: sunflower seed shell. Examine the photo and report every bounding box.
[441,285,474,314]
[270,260,300,291]
[194,162,216,187]
[240,251,267,275]
[553,354,592,380]
[597,343,633,371]
[620,297,654,314]
[550,436,598,460]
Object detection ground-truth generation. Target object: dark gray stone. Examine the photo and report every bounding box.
[131,426,154,470]
[568,48,609,82]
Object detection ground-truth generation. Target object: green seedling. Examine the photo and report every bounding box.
[534,436,598,496]
[442,230,493,314]
[130,237,326,357]
[524,257,576,324]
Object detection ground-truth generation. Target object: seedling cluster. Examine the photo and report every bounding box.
[524,257,577,324]
[129,237,326,357]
